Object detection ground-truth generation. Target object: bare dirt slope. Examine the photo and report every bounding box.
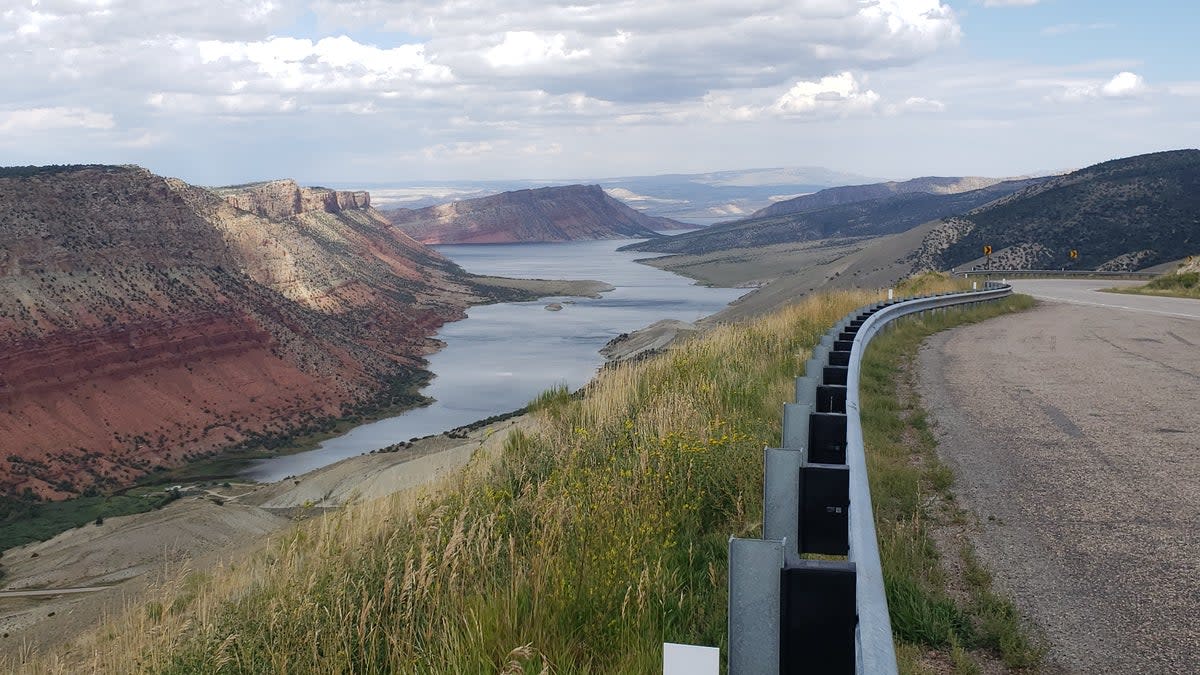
[918,280,1200,674]
[640,221,938,324]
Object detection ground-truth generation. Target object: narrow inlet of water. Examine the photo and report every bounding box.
[243,238,745,482]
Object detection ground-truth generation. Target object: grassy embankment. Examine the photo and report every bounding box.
[859,293,1046,673]
[1108,271,1200,299]
[17,278,1038,674]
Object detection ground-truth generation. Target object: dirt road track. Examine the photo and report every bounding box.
[919,280,1199,674]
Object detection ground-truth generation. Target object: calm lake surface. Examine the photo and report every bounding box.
[243,238,745,482]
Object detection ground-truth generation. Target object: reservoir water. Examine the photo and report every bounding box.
[243,238,746,482]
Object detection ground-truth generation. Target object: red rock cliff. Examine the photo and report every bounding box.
[0,165,489,499]
[214,179,370,219]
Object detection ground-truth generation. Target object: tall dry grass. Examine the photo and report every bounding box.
[13,284,967,674]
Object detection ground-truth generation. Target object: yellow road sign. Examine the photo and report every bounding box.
[1069,249,1079,260]
[983,245,993,256]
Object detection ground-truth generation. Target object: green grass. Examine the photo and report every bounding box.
[0,488,181,552]
[858,293,1047,672]
[1109,271,1200,299]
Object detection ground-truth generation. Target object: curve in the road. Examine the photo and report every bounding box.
[919,279,1200,674]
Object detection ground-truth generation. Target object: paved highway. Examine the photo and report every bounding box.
[919,279,1199,674]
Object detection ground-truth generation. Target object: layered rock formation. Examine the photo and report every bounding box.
[386,184,679,244]
[0,165,504,499]
[212,180,371,220]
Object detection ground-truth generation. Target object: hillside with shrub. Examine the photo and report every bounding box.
[910,150,1200,272]
[621,178,1047,257]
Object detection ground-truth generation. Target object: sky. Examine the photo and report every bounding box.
[1,0,1197,185]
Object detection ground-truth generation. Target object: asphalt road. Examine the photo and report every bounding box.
[919,280,1200,674]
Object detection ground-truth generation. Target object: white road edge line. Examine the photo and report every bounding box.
[1028,293,1200,320]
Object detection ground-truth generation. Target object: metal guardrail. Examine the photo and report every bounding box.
[961,269,1156,280]
[729,282,1013,675]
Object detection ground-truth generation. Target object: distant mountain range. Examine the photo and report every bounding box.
[626,150,1199,274]
[625,150,1199,322]
[621,177,1049,256]
[336,166,880,224]
[747,175,1015,219]
[384,184,683,244]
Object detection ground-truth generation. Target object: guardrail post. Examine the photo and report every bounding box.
[805,356,825,380]
[795,376,816,406]
[729,538,785,674]
[763,448,804,564]
[782,402,811,449]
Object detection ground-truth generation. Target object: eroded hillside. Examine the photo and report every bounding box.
[0,167,502,499]
[909,150,1200,271]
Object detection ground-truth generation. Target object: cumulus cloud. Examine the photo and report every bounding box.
[0,0,962,135]
[485,31,590,68]
[1051,72,1149,101]
[630,70,946,125]
[1,0,292,43]
[888,96,946,114]
[0,107,115,133]
[0,0,969,178]
[312,0,960,101]
[186,36,453,92]
[772,72,881,116]
[1099,72,1147,98]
